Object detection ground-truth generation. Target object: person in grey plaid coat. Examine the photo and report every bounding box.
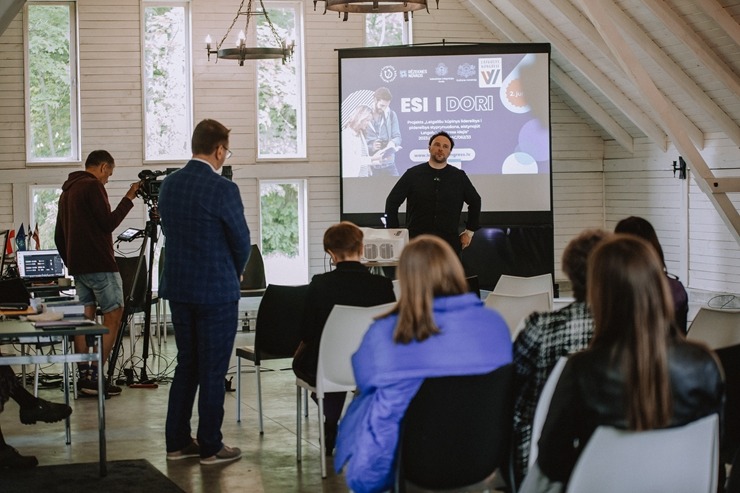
[511,229,610,485]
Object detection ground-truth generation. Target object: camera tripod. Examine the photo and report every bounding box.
[107,204,160,387]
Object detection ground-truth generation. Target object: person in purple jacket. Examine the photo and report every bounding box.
[335,235,512,493]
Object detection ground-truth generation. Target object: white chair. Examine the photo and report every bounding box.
[687,306,740,349]
[566,413,719,493]
[484,291,552,340]
[295,302,395,478]
[392,279,401,301]
[494,274,553,300]
[528,356,568,470]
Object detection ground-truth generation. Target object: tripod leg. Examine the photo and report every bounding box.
[106,312,129,385]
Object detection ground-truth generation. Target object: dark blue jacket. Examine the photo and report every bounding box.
[158,160,251,304]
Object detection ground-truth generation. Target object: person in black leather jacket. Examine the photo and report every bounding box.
[536,234,724,486]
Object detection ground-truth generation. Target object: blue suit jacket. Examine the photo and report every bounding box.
[158,160,251,304]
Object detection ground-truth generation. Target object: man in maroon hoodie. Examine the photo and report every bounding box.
[55,150,140,397]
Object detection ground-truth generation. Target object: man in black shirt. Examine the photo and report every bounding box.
[385,131,481,253]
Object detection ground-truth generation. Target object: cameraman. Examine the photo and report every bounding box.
[54,150,141,397]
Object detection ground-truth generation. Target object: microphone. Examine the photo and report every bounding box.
[433,177,441,182]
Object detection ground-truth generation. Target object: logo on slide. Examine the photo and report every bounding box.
[478,57,503,88]
[380,65,397,83]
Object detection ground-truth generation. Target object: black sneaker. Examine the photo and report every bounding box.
[77,371,98,396]
[106,382,122,396]
[77,371,122,397]
[19,399,72,425]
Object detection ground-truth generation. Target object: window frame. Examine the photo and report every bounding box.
[23,1,81,164]
[28,184,64,250]
[255,0,306,161]
[141,0,193,163]
[364,12,412,47]
[258,179,309,285]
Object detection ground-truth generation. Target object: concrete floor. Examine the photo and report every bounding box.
[2,328,351,492]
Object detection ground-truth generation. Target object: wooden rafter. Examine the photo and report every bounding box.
[579,0,740,245]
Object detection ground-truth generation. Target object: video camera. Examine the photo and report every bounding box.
[137,168,176,202]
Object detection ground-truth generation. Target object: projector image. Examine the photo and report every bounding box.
[360,228,409,262]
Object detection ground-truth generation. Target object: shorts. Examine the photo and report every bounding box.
[75,272,124,314]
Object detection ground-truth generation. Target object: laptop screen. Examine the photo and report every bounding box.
[16,249,67,281]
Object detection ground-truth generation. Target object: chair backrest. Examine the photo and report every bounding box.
[494,274,553,299]
[254,284,309,362]
[241,244,267,291]
[315,302,395,395]
[398,364,515,491]
[393,277,479,301]
[687,306,740,350]
[528,356,568,469]
[392,279,401,301]
[566,414,719,493]
[484,290,552,339]
[466,275,481,299]
[115,256,148,313]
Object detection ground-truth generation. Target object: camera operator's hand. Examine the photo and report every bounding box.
[125,181,142,201]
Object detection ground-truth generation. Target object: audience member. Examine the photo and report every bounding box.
[159,119,251,465]
[511,229,609,484]
[0,363,71,468]
[292,221,395,456]
[334,235,512,493]
[533,234,723,488]
[614,216,689,332]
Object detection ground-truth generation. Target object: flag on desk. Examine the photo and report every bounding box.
[15,223,26,252]
[5,229,14,256]
[31,223,40,250]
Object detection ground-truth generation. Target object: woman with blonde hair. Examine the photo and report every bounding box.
[335,235,512,493]
[533,234,723,487]
[341,104,378,178]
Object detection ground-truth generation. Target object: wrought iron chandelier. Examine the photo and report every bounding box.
[312,0,435,21]
[205,0,295,65]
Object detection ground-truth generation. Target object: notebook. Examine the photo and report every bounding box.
[0,277,31,309]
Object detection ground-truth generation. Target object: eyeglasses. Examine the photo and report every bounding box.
[222,146,232,160]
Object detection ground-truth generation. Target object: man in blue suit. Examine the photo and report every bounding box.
[158,119,251,465]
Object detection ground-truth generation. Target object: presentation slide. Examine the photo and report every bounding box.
[339,44,552,225]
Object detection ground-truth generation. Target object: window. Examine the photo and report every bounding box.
[259,180,308,284]
[365,13,410,47]
[256,1,305,159]
[25,2,79,162]
[143,2,192,161]
[30,186,63,250]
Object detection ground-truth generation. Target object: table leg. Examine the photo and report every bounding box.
[97,335,107,477]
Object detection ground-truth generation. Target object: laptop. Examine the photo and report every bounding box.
[0,277,32,310]
[16,249,67,282]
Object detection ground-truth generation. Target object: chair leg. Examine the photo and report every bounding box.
[296,385,303,462]
[34,361,40,397]
[318,395,327,478]
[303,388,309,417]
[236,357,242,423]
[256,363,263,434]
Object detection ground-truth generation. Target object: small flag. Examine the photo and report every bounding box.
[5,229,14,256]
[15,223,26,252]
[32,223,40,250]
